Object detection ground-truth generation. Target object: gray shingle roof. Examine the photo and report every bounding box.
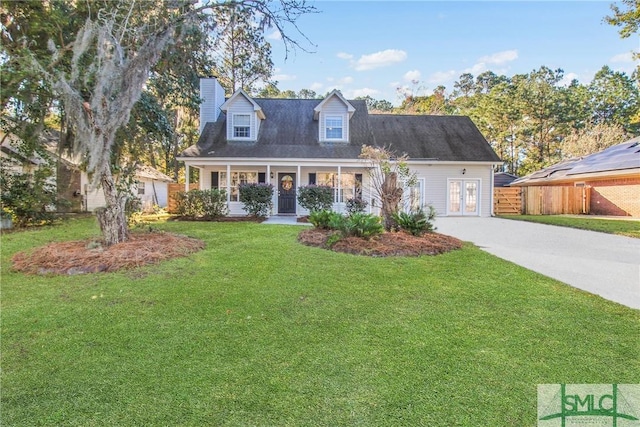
[181,98,500,163]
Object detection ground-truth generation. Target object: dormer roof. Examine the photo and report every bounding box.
[313,89,356,120]
[220,89,266,120]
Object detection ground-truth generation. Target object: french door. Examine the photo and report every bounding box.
[448,179,480,216]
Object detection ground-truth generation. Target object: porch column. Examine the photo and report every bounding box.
[226,164,231,210]
[337,165,342,213]
[297,165,301,215]
[267,164,271,185]
[185,164,190,192]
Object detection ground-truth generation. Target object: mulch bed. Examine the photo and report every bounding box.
[11,232,205,275]
[298,228,463,257]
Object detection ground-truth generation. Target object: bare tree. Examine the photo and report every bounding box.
[359,145,416,231]
[28,0,315,245]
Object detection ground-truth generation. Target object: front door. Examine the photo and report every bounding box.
[448,179,480,216]
[278,173,296,214]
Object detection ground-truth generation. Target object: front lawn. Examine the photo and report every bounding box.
[2,219,638,426]
[499,214,640,238]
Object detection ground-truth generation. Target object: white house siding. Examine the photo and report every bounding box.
[225,96,260,141]
[318,97,349,142]
[81,174,171,212]
[138,180,169,210]
[410,163,494,217]
[199,78,225,133]
[192,161,496,218]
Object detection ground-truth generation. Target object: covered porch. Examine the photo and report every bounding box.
[184,159,370,217]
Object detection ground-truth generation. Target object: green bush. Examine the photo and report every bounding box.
[239,183,274,217]
[0,163,64,227]
[393,206,436,236]
[174,189,228,218]
[311,210,383,240]
[308,210,335,229]
[297,185,334,213]
[345,197,368,215]
[340,212,383,239]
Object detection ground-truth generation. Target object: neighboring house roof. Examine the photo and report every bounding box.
[494,172,518,187]
[181,97,501,163]
[136,164,174,182]
[0,139,46,166]
[511,137,640,186]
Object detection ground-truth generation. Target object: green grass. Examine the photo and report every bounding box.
[2,219,639,426]
[498,215,640,238]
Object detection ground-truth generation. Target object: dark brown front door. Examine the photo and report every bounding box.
[278,173,296,214]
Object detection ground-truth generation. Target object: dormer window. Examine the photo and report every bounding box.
[233,114,251,138]
[314,90,355,143]
[325,116,343,140]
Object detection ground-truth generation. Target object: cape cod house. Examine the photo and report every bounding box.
[178,78,502,217]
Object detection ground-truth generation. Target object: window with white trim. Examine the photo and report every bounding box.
[136,181,145,195]
[316,172,361,203]
[403,178,424,212]
[219,171,258,201]
[325,116,343,140]
[233,114,251,138]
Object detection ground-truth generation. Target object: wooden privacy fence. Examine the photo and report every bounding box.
[167,183,198,213]
[523,186,590,215]
[493,186,591,215]
[494,188,523,215]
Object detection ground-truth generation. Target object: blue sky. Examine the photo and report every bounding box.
[266,1,639,105]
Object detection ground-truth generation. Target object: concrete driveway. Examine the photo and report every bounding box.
[435,217,640,310]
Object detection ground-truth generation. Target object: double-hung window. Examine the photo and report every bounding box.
[325,116,343,140]
[233,114,251,139]
[219,171,258,201]
[316,172,362,203]
[404,178,425,212]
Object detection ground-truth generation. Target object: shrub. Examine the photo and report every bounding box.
[340,212,383,239]
[311,210,383,240]
[239,183,274,217]
[174,189,228,218]
[308,210,334,229]
[297,185,333,213]
[0,163,63,227]
[393,206,436,236]
[345,197,368,215]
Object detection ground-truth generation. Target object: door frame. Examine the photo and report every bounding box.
[277,172,297,214]
[447,178,481,216]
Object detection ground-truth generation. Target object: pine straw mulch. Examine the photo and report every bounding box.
[297,228,464,257]
[11,232,205,276]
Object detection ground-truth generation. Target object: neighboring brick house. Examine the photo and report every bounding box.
[178,78,502,217]
[510,138,640,217]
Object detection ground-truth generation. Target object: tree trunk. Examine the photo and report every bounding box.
[95,166,128,246]
[381,172,403,231]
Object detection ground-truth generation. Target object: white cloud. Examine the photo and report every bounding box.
[348,88,380,98]
[273,73,297,82]
[478,50,518,65]
[310,82,324,91]
[463,50,518,77]
[427,70,457,86]
[266,30,282,41]
[337,52,354,60]
[354,49,407,71]
[560,72,580,87]
[610,51,634,63]
[403,70,421,82]
[337,76,354,85]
